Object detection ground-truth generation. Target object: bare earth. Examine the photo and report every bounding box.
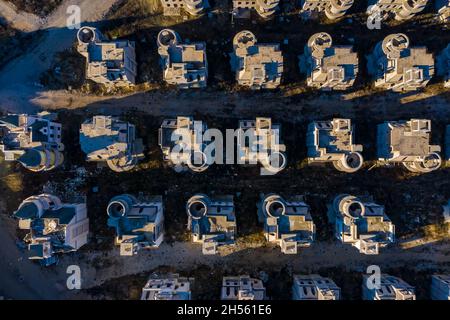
[0,0,449,300]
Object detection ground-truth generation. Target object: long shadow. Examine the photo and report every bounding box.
[1,2,449,112]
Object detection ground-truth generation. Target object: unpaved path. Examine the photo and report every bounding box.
[53,234,450,294]
[0,1,42,31]
[0,0,119,300]
[34,87,450,122]
[0,0,119,114]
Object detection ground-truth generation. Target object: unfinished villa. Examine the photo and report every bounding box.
[299,0,354,20]
[292,275,341,300]
[80,116,144,172]
[257,194,315,254]
[76,26,137,86]
[160,0,209,16]
[159,116,210,173]
[299,32,358,91]
[307,119,364,173]
[328,194,395,255]
[376,119,442,173]
[107,194,164,256]
[221,276,267,300]
[157,29,208,89]
[0,113,64,172]
[238,117,287,175]
[230,30,283,89]
[13,194,89,266]
[437,43,450,88]
[436,0,450,22]
[369,0,429,21]
[141,274,192,300]
[232,0,279,19]
[431,275,450,300]
[186,194,236,255]
[363,274,416,300]
[367,33,434,92]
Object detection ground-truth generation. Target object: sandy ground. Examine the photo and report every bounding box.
[0,1,449,300]
[36,232,450,299]
[0,0,119,114]
[0,0,120,300]
[32,87,450,122]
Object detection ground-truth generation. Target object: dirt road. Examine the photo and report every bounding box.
[0,0,119,114]
[0,0,120,300]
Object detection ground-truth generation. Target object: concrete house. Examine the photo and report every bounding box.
[159,116,210,173]
[299,32,358,91]
[160,0,209,16]
[431,275,450,300]
[299,0,354,20]
[0,113,64,172]
[436,43,450,88]
[232,0,280,19]
[76,26,137,86]
[367,33,434,92]
[376,119,442,173]
[436,0,450,23]
[107,194,164,256]
[230,30,283,89]
[292,275,341,300]
[80,116,144,172]
[362,274,416,300]
[328,194,395,255]
[307,119,364,173]
[238,117,287,174]
[221,276,267,300]
[157,29,208,89]
[141,274,192,300]
[186,194,236,255]
[13,194,89,266]
[257,194,315,254]
[369,0,429,21]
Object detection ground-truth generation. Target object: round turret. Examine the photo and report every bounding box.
[187,150,210,173]
[77,27,98,44]
[308,32,333,59]
[334,194,365,219]
[334,152,364,173]
[382,34,409,59]
[263,195,286,219]
[157,29,179,48]
[187,194,209,220]
[233,30,257,49]
[107,194,137,219]
[404,152,442,173]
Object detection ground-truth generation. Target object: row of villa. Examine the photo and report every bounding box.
[140,273,450,300]
[1,114,448,174]
[158,0,450,23]
[76,26,450,92]
[10,193,450,264]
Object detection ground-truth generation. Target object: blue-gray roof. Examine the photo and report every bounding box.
[41,207,76,225]
[18,149,43,168]
[0,115,20,127]
[15,202,39,220]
